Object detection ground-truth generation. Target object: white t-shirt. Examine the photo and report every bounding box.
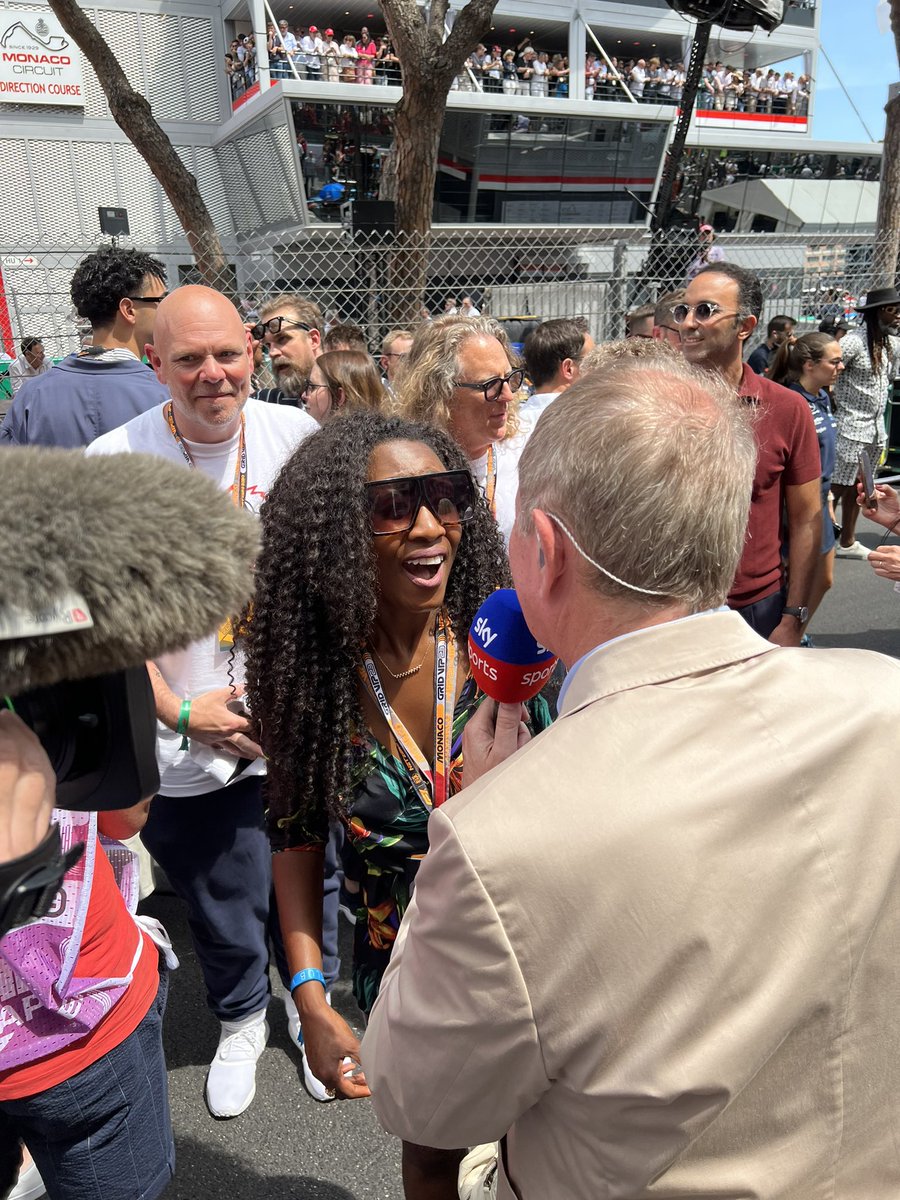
[518,390,560,430]
[468,426,531,545]
[86,398,318,796]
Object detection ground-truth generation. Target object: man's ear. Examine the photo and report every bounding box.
[118,296,137,327]
[532,509,565,585]
[309,327,322,354]
[146,344,163,381]
[737,313,757,344]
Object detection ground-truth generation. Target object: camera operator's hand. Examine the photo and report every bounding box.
[185,686,263,760]
[0,711,56,864]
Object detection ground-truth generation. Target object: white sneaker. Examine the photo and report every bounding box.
[8,1158,47,1200]
[283,991,335,1102]
[205,1011,269,1118]
[835,540,871,559]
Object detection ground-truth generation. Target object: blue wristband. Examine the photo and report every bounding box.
[289,968,326,992]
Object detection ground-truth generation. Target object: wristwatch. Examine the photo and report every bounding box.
[782,605,809,624]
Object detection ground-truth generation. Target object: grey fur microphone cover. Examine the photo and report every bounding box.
[0,448,260,693]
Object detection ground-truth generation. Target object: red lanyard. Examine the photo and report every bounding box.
[359,611,457,809]
[163,402,247,511]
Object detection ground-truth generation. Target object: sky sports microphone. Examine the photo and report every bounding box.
[0,448,259,810]
[468,589,558,703]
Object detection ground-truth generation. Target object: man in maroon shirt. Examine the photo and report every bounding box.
[677,263,822,645]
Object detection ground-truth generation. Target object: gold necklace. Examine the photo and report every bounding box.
[369,618,436,680]
[370,641,431,680]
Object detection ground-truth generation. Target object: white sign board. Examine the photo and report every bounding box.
[0,12,84,106]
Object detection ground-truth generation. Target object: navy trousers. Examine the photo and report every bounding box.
[142,776,340,1022]
[734,589,785,640]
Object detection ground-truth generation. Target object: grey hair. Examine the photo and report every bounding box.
[393,315,521,438]
[517,359,756,613]
[580,336,680,377]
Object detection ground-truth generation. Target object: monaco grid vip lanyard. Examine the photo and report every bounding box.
[359,610,457,809]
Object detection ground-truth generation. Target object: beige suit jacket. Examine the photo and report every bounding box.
[362,611,900,1199]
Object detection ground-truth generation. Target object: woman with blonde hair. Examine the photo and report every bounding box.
[394,315,527,541]
[301,350,385,422]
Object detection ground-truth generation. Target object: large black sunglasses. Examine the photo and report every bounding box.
[454,367,525,403]
[250,316,312,340]
[367,470,476,536]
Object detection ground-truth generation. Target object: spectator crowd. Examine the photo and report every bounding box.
[2,240,899,1200]
[225,26,812,114]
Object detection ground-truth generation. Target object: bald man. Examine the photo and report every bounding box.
[87,287,324,1118]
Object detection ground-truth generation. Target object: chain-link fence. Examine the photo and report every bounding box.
[0,226,888,363]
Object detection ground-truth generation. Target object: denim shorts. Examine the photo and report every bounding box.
[0,965,174,1200]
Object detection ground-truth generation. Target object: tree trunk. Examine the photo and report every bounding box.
[872,0,900,287]
[873,90,900,287]
[47,0,229,285]
[392,81,446,236]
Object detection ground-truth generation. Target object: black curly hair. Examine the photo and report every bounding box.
[243,411,509,848]
[70,246,167,325]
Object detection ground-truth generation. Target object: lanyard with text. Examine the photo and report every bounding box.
[164,401,247,649]
[483,444,498,518]
[359,611,457,809]
[164,402,247,510]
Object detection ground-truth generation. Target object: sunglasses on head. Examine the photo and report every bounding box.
[250,316,312,340]
[367,470,476,536]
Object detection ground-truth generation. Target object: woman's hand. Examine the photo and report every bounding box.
[295,1001,371,1099]
[859,482,900,532]
[867,545,900,582]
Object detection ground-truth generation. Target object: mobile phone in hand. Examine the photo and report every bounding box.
[858,449,878,509]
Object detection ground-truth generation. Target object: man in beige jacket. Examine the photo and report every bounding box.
[362,357,900,1199]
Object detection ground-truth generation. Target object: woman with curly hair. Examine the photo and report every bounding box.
[394,315,528,543]
[301,349,385,421]
[245,410,548,1191]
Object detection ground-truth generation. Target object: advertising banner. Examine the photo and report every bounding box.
[0,12,84,106]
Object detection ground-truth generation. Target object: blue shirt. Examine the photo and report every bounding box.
[0,354,169,448]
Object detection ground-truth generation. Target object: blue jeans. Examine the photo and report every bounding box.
[734,589,785,638]
[0,968,173,1200]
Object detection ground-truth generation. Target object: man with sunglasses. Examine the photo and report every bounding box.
[395,318,529,542]
[677,263,821,645]
[0,247,169,448]
[253,295,323,407]
[87,286,330,1119]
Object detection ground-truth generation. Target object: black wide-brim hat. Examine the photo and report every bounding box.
[856,286,900,311]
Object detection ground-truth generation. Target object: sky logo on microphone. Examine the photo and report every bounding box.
[468,589,557,703]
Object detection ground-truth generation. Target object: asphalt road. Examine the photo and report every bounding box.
[145,507,899,1200]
